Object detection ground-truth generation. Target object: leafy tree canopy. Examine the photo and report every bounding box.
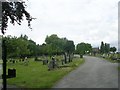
[76,42,92,55]
[110,47,117,53]
[1,1,33,34]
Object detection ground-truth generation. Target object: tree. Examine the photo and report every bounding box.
[45,34,66,56]
[85,43,92,54]
[2,2,33,34]
[45,34,60,54]
[27,39,38,57]
[100,41,105,54]
[76,42,92,56]
[104,43,110,53]
[45,34,59,44]
[76,43,85,55]
[45,34,75,63]
[64,40,75,62]
[1,2,33,89]
[5,35,30,58]
[17,38,30,58]
[110,47,117,53]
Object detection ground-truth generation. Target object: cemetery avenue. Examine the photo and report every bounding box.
[53,56,118,88]
[2,34,120,88]
[1,1,119,89]
[0,64,2,89]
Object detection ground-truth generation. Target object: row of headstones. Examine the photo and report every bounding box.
[34,56,74,71]
[42,59,60,71]
[101,54,120,61]
[8,58,29,65]
[8,59,24,63]
[40,58,67,71]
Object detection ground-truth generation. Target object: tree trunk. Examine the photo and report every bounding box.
[2,40,7,90]
[68,54,71,62]
[64,53,67,64]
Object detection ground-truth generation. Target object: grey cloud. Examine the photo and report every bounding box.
[4,0,119,50]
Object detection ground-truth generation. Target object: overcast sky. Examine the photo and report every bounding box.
[3,0,119,50]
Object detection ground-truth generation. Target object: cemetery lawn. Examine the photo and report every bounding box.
[102,57,120,63]
[118,67,120,71]
[94,54,119,63]
[0,60,2,64]
[102,57,117,63]
[7,57,84,88]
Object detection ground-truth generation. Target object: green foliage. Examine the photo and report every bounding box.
[4,35,36,58]
[7,57,84,88]
[118,67,120,70]
[100,41,111,54]
[45,34,75,56]
[45,34,64,55]
[44,34,75,63]
[5,34,75,59]
[104,43,110,53]
[45,34,59,45]
[110,47,117,53]
[100,41,105,54]
[64,40,75,54]
[2,2,33,34]
[76,42,92,55]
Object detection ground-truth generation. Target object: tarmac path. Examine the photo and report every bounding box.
[53,56,118,88]
[0,64,2,89]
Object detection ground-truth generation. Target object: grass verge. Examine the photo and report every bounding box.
[7,57,84,88]
[118,66,120,71]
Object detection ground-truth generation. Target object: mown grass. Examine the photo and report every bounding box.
[118,66,120,71]
[91,54,120,63]
[0,60,2,64]
[101,57,118,63]
[7,57,84,88]
[0,60,2,87]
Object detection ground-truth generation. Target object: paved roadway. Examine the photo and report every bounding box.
[53,56,118,88]
[0,64,2,89]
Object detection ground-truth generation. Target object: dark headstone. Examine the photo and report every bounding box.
[34,57,38,61]
[19,59,21,62]
[80,55,83,58]
[22,59,24,62]
[24,60,29,66]
[112,57,117,60]
[43,60,48,65]
[12,60,15,63]
[34,57,42,61]
[48,60,54,71]
[16,60,18,63]
[10,59,12,62]
[61,60,64,65]
[8,69,16,78]
[48,59,59,71]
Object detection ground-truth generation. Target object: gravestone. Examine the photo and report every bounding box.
[80,54,83,58]
[19,59,22,62]
[55,60,59,68]
[9,59,12,63]
[48,59,59,71]
[112,57,117,60]
[43,60,48,65]
[34,57,42,61]
[34,57,38,61]
[12,59,15,63]
[48,60,54,71]
[24,57,28,66]
[61,59,64,65]
[8,69,16,78]
[22,58,24,62]
[9,58,12,62]
[16,60,18,63]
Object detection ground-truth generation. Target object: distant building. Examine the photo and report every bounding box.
[92,47,100,55]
